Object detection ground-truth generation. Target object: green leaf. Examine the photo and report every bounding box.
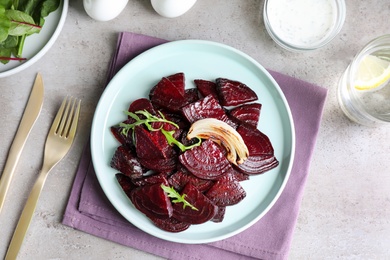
[119,110,179,136]
[0,0,13,9]
[161,129,201,152]
[161,184,198,211]
[6,9,41,36]
[0,35,18,48]
[33,0,61,26]
[0,47,12,64]
[0,6,11,42]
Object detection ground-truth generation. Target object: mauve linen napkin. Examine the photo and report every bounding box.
[62,32,327,260]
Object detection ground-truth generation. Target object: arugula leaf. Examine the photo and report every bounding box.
[161,184,198,211]
[120,110,179,136]
[120,110,202,151]
[161,129,201,152]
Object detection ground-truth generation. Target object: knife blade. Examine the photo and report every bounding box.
[0,73,44,214]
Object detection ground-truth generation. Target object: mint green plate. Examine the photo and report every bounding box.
[91,40,295,244]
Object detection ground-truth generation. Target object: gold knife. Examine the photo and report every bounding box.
[0,73,44,215]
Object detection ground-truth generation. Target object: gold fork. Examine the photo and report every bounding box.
[5,97,81,260]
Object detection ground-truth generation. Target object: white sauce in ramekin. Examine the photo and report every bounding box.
[266,0,337,47]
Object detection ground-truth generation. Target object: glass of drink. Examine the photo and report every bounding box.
[338,35,390,126]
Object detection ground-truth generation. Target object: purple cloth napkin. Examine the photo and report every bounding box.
[62,32,327,260]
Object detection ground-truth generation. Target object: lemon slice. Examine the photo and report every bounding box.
[353,54,390,91]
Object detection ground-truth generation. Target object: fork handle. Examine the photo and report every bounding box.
[5,166,51,260]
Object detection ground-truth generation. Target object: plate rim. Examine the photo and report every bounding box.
[91,39,296,244]
[0,0,69,78]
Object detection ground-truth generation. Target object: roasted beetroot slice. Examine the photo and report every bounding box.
[110,117,136,147]
[149,216,190,232]
[150,77,187,112]
[128,98,156,115]
[211,206,226,223]
[168,169,214,193]
[237,124,275,156]
[138,156,177,172]
[134,126,175,159]
[235,124,278,174]
[167,72,185,96]
[236,154,279,175]
[130,180,173,219]
[115,173,137,197]
[133,172,170,187]
[179,139,233,180]
[230,168,250,182]
[216,78,258,106]
[194,79,219,99]
[172,183,217,224]
[181,95,236,127]
[205,173,246,206]
[110,146,144,179]
[184,88,200,104]
[229,103,262,128]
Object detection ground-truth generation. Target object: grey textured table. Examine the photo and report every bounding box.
[1,1,389,259]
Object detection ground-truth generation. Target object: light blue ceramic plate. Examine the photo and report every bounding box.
[91,40,295,244]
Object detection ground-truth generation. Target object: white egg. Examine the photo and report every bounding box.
[83,0,128,21]
[151,0,197,18]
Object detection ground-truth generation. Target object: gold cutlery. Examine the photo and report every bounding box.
[5,97,81,260]
[0,73,44,214]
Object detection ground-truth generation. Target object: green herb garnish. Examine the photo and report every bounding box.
[120,110,178,136]
[119,110,201,151]
[161,184,198,211]
[161,129,201,152]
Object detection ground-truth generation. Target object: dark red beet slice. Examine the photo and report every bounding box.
[179,139,233,180]
[130,180,173,219]
[205,173,246,206]
[132,172,170,187]
[138,156,177,172]
[172,183,217,224]
[211,206,226,223]
[237,124,274,156]
[194,79,219,99]
[168,168,214,193]
[167,72,185,96]
[110,124,134,147]
[236,124,279,175]
[110,146,144,179]
[216,78,258,106]
[149,76,198,113]
[128,98,156,115]
[149,216,190,232]
[235,154,279,175]
[229,103,262,128]
[181,95,236,128]
[134,126,175,159]
[115,173,137,197]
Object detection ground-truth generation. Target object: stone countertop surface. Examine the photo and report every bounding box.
[1,0,389,259]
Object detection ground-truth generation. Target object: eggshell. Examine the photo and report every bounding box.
[83,0,128,21]
[151,0,197,18]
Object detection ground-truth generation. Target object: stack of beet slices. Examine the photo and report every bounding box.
[110,72,279,232]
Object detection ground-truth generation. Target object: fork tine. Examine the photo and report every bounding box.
[63,98,76,138]
[57,97,72,137]
[68,99,81,139]
[50,97,68,134]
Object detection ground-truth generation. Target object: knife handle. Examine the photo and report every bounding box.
[5,167,50,260]
[0,138,26,214]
